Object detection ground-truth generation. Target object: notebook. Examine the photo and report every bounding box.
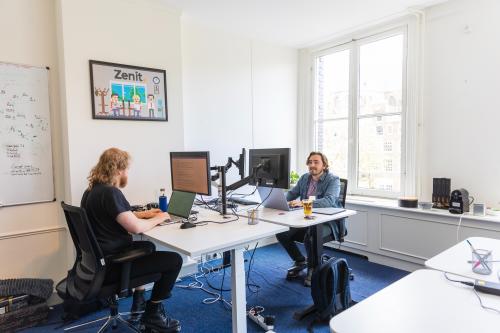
[312,207,346,215]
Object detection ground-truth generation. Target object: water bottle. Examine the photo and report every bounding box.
[159,188,168,212]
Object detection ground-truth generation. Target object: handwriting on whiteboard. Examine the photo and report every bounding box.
[0,62,54,206]
[0,69,50,178]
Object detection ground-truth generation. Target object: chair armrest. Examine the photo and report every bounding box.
[105,246,154,298]
[105,247,153,264]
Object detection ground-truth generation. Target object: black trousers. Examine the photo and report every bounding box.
[276,224,332,268]
[104,241,183,302]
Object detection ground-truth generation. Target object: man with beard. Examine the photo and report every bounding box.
[276,151,342,287]
[81,148,182,332]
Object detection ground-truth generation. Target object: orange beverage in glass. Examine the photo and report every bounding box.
[302,199,313,217]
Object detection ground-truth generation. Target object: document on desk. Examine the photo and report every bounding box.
[312,207,346,215]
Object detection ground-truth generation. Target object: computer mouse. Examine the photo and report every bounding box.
[180,221,196,229]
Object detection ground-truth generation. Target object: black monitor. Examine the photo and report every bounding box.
[170,151,211,196]
[249,148,290,189]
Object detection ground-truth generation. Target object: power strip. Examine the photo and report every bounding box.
[474,279,500,296]
[247,311,276,333]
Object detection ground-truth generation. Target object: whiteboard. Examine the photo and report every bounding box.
[0,62,54,207]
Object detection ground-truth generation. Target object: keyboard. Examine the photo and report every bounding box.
[228,197,260,205]
[159,215,185,226]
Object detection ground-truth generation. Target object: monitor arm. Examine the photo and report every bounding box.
[210,161,262,216]
[226,164,263,191]
[210,148,245,182]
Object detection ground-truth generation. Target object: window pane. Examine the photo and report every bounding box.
[359,34,403,116]
[358,115,401,191]
[315,119,348,179]
[315,49,350,120]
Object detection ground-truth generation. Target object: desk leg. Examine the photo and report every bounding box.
[311,224,322,268]
[231,248,247,333]
[293,224,323,321]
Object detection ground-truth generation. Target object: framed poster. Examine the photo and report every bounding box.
[89,60,167,121]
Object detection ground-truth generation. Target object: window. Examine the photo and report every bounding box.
[384,159,393,172]
[111,82,146,103]
[376,125,384,135]
[313,27,408,197]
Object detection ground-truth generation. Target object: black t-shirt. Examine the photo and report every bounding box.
[81,183,132,255]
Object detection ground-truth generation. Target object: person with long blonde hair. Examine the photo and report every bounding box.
[82,147,181,332]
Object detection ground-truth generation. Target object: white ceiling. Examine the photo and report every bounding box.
[160,0,447,48]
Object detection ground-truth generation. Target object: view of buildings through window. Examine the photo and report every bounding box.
[314,32,405,195]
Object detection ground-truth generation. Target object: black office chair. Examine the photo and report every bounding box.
[56,202,161,332]
[320,178,354,279]
[323,178,348,244]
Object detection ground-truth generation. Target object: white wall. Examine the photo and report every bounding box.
[57,0,184,205]
[181,22,298,185]
[0,0,297,283]
[1,0,184,283]
[421,0,500,206]
[296,0,500,207]
[0,0,68,282]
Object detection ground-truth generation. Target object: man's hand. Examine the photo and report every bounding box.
[134,208,163,219]
[118,210,171,234]
[157,212,170,222]
[288,200,303,208]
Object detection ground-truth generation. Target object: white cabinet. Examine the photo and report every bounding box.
[327,199,500,271]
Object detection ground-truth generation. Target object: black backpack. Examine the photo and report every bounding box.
[309,257,352,331]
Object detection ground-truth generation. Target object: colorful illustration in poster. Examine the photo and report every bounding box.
[89,60,168,121]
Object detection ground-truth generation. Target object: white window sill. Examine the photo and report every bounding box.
[346,195,500,224]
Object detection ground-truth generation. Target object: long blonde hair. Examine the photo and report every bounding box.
[87,148,130,189]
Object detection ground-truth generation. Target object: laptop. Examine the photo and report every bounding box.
[257,187,302,211]
[162,190,196,224]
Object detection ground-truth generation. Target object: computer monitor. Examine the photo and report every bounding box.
[170,151,211,196]
[249,148,290,189]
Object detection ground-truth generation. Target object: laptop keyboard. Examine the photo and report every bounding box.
[170,215,185,222]
[159,215,186,226]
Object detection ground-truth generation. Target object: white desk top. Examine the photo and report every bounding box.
[236,207,357,228]
[425,237,500,283]
[143,208,288,257]
[330,269,500,333]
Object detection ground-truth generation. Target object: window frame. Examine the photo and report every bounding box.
[307,20,419,199]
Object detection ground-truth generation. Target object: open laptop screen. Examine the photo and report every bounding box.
[167,191,195,218]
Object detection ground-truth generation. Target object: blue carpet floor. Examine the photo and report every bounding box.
[25,243,408,333]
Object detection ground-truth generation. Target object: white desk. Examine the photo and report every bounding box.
[425,237,500,283]
[330,269,500,333]
[239,207,357,228]
[238,206,357,319]
[143,208,288,333]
